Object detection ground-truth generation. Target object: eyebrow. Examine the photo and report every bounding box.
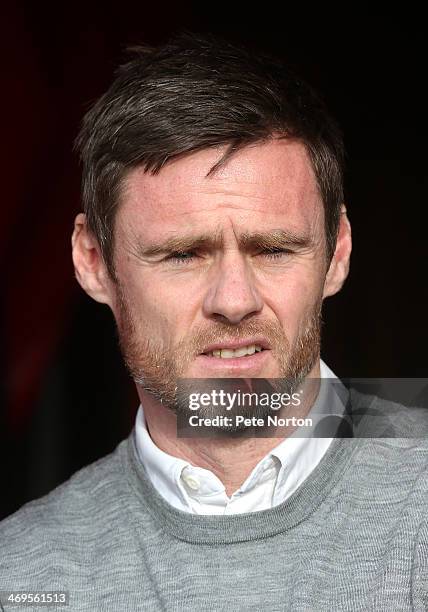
[135,229,313,258]
[241,230,312,251]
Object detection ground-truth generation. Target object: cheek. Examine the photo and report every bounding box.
[120,277,188,346]
[266,273,323,337]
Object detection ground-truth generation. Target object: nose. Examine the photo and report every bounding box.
[202,251,264,324]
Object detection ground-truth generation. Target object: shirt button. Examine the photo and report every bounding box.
[182,474,201,491]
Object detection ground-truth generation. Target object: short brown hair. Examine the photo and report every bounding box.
[75,31,345,278]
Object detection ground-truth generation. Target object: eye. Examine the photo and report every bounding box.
[260,248,291,260]
[165,251,196,265]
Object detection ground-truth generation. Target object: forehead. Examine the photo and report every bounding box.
[118,139,322,234]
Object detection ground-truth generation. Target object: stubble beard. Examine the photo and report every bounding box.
[114,282,323,431]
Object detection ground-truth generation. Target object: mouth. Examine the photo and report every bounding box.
[196,339,272,373]
[200,338,271,359]
[202,343,265,359]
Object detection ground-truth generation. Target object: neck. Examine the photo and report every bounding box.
[140,361,321,497]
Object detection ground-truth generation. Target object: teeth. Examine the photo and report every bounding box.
[234,346,253,357]
[207,344,264,358]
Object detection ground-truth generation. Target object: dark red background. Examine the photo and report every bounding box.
[1,3,427,519]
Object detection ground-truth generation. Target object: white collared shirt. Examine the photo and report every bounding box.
[134,360,347,515]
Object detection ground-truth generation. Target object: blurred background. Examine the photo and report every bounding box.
[1,3,427,520]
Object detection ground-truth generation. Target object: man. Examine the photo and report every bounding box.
[1,32,427,611]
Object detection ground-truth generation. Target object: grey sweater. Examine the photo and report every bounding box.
[1,395,428,611]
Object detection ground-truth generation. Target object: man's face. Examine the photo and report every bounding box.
[108,139,331,414]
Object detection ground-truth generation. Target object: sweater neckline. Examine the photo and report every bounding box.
[123,429,360,545]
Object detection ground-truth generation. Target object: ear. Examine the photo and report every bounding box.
[71,213,113,306]
[323,205,352,298]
